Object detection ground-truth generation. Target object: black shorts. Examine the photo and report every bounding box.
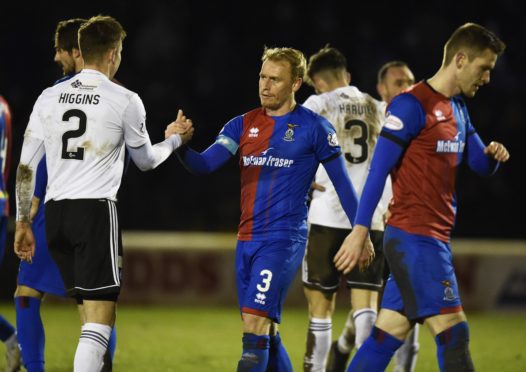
[302,224,385,292]
[45,199,123,299]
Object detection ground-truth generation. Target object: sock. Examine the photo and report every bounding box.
[74,322,112,372]
[337,311,355,354]
[16,297,45,372]
[303,317,331,372]
[352,308,377,349]
[347,326,403,372]
[0,315,16,341]
[394,324,420,372]
[435,322,474,372]
[267,332,292,372]
[237,333,270,372]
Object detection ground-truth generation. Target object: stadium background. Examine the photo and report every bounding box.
[0,2,525,370]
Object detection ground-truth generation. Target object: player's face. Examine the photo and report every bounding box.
[380,66,415,103]
[458,48,498,98]
[259,59,299,114]
[54,48,76,75]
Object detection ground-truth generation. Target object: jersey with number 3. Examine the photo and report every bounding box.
[304,86,390,230]
[24,69,149,202]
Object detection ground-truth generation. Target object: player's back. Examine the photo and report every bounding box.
[305,86,386,229]
[30,69,140,202]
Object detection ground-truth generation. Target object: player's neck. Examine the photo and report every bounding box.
[265,99,297,117]
[82,63,110,78]
[427,67,460,98]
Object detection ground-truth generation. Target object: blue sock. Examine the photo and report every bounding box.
[435,321,474,372]
[0,315,15,342]
[237,333,270,372]
[347,326,403,372]
[108,325,117,360]
[267,332,292,372]
[16,297,45,372]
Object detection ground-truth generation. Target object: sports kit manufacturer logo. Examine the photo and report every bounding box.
[248,127,259,138]
[254,292,266,305]
[434,109,446,121]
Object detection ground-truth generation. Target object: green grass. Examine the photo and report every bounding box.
[0,303,525,371]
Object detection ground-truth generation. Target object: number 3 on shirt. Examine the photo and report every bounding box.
[256,269,273,292]
[62,109,87,160]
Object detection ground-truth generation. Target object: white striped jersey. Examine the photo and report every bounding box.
[24,69,149,202]
[304,86,392,230]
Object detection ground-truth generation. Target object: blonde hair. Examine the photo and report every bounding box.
[262,47,306,81]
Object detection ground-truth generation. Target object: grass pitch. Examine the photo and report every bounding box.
[0,303,524,371]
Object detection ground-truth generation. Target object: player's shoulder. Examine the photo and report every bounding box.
[295,104,332,131]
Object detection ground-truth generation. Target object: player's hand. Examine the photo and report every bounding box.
[311,182,326,192]
[334,225,369,274]
[165,110,194,139]
[14,221,35,263]
[484,141,510,162]
[359,235,375,272]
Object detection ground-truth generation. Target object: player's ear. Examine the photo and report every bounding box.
[455,52,467,69]
[71,48,81,59]
[292,77,303,93]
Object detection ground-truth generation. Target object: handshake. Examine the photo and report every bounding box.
[165,109,194,144]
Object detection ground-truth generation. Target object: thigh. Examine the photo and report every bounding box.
[302,224,349,292]
[345,229,385,291]
[239,239,305,323]
[384,225,462,321]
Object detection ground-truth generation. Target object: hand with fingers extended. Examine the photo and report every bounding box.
[484,141,510,163]
[165,109,195,144]
[14,221,35,263]
[333,225,374,274]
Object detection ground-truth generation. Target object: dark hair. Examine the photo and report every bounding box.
[79,15,126,64]
[54,18,87,52]
[306,45,347,84]
[377,61,409,84]
[444,22,506,65]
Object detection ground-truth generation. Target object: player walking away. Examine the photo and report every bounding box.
[14,15,192,372]
[0,94,20,372]
[335,23,509,372]
[13,18,119,372]
[300,46,392,372]
[174,46,373,372]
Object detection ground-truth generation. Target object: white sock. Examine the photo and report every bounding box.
[74,322,112,372]
[304,317,332,372]
[337,311,355,353]
[394,324,420,372]
[352,308,377,349]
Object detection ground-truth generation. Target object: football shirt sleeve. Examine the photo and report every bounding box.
[122,94,149,148]
[312,116,342,163]
[303,95,325,114]
[323,155,359,224]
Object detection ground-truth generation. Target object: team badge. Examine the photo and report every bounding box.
[283,123,299,141]
[442,280,456,301]
[327,132,339,147]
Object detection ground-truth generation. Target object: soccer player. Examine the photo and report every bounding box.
[335,23,509,372]
[13,18,116,372]
[14,15,192,372]
[0,94,21,372]
[175,47,373,371]
[300,46,389,372]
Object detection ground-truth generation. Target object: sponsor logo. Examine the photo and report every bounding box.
[242,154,294,168]
[283,123,299,142]
[254,292,266,305]
[70,79,97,91]
[436,135,465,153]
[327,132,339,147]
[383,113,404,131]
[434,109,446,121]
[249,127,259,138]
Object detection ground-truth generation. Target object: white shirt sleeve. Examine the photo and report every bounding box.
[127,134,182,171]
[122,94,149,148]
[303,94,325,114]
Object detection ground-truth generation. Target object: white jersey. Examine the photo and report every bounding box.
[25,69,150,202]
[304,86,392,230]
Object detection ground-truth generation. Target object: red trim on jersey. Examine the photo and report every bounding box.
[241,306,269,318]
[237,109,275,241]
[439,305,463,314]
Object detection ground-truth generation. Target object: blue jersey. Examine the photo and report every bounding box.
[217,105,341,242]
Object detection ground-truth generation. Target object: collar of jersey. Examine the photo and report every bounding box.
[79,69,108,79]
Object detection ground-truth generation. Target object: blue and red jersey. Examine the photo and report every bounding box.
[356,81,497,242]
[217,105,341,242]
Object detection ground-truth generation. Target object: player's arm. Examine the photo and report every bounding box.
[322,154,359,223]
[30,157,48,223]
[465,132,509,176]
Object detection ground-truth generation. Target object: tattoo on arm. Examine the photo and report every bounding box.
[16,164,34,223]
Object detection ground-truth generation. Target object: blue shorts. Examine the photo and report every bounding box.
[17,210,66,297]
[0,216,7,264]
[236,239,305,323]
[381,225,462,321]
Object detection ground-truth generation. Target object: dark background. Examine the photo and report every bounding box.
[1,1,524,238]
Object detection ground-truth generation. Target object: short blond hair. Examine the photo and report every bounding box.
[262,47,306,81]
